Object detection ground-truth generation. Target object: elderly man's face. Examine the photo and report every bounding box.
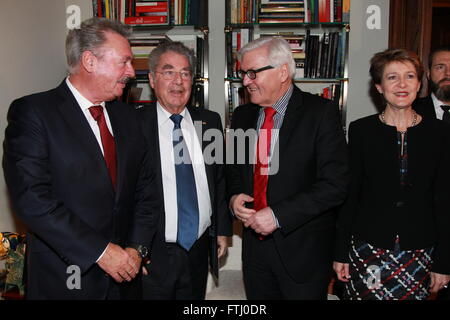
[92,31,135,101]
[429,50,450,102]
[240,46,286,107]
[148,51,192,113]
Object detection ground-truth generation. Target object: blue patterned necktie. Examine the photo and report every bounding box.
[170,114,199,251]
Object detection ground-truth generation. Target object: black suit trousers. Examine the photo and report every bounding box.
[142,231,209,300]
[243,231,329,300]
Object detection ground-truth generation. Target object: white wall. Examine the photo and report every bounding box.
[0,0,69,232]
[347,0,390,127]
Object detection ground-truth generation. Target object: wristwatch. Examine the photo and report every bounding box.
[130,244,148,259]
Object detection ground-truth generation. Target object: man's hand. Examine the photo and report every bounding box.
[125,247,142,275]
[97,243,139,283]
[245,207,277,235]
[430,272,450,293]
[333,261,350,282]
[217,236,229,259]
[230,193,256,223]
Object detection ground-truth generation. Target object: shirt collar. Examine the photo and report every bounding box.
[431,92,448,108]
[157,102,189,127]
[66,77,105,110]
[268,84,293,116]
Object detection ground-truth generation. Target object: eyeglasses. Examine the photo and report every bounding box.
[237,65,274,80]
[155,70,192,81]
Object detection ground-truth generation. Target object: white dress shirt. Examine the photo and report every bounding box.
[431,93,447,120]
[66,77,112,262]
[66,77,114,154]
[157,103,212,243]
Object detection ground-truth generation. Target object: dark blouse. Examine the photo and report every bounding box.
[334,114,450,274]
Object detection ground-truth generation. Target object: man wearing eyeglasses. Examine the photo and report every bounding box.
[137,41,232,299]
[226,37,349,299]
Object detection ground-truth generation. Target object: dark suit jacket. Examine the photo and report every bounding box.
[226,85,349,283]
[137,103,232,281]
[2,81,160,299]
[334,114,450,274]
[413,96,437,119]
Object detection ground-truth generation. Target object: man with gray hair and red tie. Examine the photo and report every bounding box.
[227,36,349,300]
[3,17,160,299]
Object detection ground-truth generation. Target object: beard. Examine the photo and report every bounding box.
[430,78,450,102]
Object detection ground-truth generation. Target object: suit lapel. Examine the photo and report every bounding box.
[425,96,437,118]
[277,87,304,157]
[145,104,164,203]
[242,105,261,195]
[55,82,114,195]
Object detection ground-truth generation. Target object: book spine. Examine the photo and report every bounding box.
[125,15,168,24]
[135,3,168,14]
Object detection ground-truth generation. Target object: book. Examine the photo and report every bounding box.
[342,0,350,23]
[124,15,168,24]
[259,17,305,23]
[260,7,305,13]
[135,2,168,14]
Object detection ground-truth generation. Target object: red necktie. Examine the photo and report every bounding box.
[253,107,277,212]
[89,106,117,188]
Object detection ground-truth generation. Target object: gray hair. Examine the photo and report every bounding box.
[237,37,295,78]
[65,17,131,73]
[148,41,196,76]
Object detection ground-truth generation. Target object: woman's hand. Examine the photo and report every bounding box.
[430,272,450,293]
[333,261,351,282]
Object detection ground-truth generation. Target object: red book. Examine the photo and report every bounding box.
[97,0,103,17]
[335,0,342,22]
[323,87,330,99]
[319,0,326,22]
[325,0,331,22]
[125,15,168,24]
[135,2,168,14]
[236,31,241,73]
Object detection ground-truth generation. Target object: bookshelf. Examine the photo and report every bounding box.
[93,0,210,109]
[224,0,350,130]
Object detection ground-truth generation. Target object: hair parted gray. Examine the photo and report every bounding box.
[148,41,196,77]
[65,17,131,73]
[237,37,296,78]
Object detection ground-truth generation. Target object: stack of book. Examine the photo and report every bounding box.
[227,0,258,24]
[93,0,208,26]
[258,33,306,78]
[125,0,169,25]
[303,0,350,23]
[226,29,253,78]
[258,0,305,24]
[304,30,344,79]
[321,83,342,106]
[129,34,169,73]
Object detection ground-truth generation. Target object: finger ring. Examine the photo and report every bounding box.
[444,285,448,289]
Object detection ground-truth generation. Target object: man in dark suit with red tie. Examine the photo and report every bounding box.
[227,37,349,300]
[413,45,450,300]
[2,18,159,299]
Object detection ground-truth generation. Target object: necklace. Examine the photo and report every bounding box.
[380,110,418,134]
